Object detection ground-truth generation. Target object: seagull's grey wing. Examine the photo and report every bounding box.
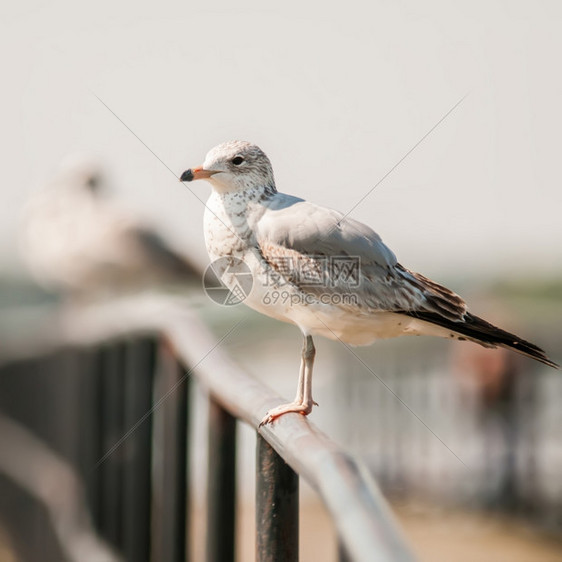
[258,196,397,267]
[256,198,467,319]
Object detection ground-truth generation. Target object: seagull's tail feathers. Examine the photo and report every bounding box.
[395,265,468,321]
[405,310,559,369]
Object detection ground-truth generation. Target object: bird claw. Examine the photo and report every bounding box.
[259,400,315,427]
[258,415,276,428]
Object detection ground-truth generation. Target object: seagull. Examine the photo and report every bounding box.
[21,154,200,297]
[180,140,559,426]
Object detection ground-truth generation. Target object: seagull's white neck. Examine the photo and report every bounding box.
[205,184,277,242]
[211,183,277,203]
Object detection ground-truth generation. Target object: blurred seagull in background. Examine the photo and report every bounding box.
[21,153,200,298]
[181,140,559,426]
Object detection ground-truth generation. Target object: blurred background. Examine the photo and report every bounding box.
[1,0,561,560]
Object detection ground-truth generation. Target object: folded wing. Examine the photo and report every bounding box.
[256,197,467,320]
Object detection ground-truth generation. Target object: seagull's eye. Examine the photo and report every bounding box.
[231,156,244,166]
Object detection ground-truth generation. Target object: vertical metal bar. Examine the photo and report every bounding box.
[256,435,299,562]
[206,396,236,562]
[338,540,352,562]
[172,359,189,562]
[122,338,155,562]
[157,352,190,562]
[99,342,126,549]
[79,348,103,527]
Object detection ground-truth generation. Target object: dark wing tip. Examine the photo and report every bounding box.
[132,227,199,279]
[404,310,559,369]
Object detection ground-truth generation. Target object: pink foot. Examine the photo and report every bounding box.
[259,401,314,427]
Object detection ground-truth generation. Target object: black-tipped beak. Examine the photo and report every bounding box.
[180,167,218,182]
[180,169,194,182]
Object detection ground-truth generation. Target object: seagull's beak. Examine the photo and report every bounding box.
[179,166,218,182]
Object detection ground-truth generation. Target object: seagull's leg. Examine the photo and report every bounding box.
[294,353,305,403]
[294,335,319,406]
[259,335,317,426]
[301,335,318,410]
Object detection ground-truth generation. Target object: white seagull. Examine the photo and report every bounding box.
[180,140,559,426]
[21,154,200,297]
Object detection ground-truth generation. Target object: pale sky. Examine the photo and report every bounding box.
[2,0,562,279]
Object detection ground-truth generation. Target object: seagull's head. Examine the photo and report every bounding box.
[58,153,105,195]
[180,140,276,194]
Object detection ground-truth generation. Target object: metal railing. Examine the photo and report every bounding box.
[0,295,415,562]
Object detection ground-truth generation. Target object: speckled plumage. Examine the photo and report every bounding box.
[199,141,469,344]
[183,140,558,424]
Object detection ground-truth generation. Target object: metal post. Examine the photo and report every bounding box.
[256,434,299,562]
[157,355,190,562]
[206,396,236,562]
[338,540,352,562]
[122,338,155,562]
[79,348,104,526]
[99,342,126,549]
